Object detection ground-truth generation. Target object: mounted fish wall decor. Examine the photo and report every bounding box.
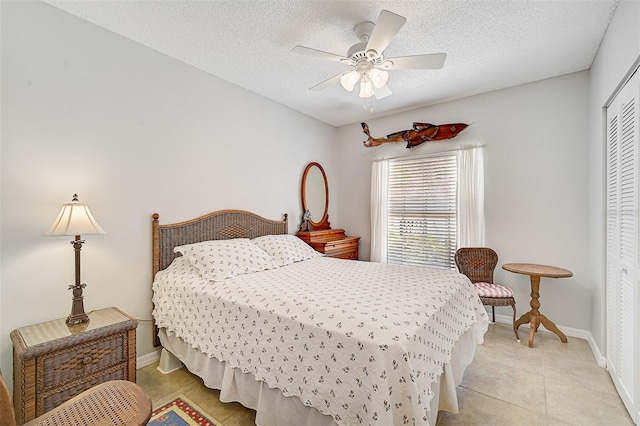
[362,122,469,148]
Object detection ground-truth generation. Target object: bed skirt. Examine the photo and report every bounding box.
[158,326,480,426]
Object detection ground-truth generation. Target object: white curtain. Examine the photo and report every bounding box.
[370,159,389,263]
[456,145,485,247]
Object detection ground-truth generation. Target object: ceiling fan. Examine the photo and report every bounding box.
[292,10,446,100]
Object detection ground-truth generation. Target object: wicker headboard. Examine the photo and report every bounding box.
[151,209,288,346]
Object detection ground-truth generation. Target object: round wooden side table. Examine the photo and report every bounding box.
[502,263,573,348]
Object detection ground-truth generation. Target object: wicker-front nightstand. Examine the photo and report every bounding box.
[10,307,137,424]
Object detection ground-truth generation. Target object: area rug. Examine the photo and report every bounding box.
[148,395,222,426]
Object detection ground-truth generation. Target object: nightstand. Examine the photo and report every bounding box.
[10,307,137,424]
[297,229,360,260]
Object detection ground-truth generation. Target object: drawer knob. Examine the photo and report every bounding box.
[82,356,93,365]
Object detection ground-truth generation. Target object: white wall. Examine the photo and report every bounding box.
[587,0,640,352]
[0,1,337,388]
[335,72,591,332]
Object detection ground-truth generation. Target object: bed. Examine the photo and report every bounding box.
[151,209,489,426]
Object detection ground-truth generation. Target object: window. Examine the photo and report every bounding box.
[371,145,484,268]
[387,154,458,269]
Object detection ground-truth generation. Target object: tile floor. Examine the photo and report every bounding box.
[137,323,634,425]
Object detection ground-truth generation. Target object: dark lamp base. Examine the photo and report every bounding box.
[67,282,90,327]
[66,312,90,326]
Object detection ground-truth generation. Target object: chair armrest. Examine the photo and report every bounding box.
[24,380,152,426]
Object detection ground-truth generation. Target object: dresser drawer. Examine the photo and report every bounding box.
[327,247,359,260]
[324,237,359,260]
[40,333,126,390]
[325,238,359,252]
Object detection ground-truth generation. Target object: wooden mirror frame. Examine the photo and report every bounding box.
[301,162,330,230]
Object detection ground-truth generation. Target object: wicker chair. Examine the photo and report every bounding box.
[455,247,520,341]
[0,373,152,426]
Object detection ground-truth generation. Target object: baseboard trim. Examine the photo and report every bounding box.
[137,348,161,369]
[492,313,606,367]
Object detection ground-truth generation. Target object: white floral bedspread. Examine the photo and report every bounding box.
[153,256,488,426]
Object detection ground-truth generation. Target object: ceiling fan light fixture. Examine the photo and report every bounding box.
[369,68,389,88]
[340,70,360,91]
[359,77,374,98]
[293,9,447,105]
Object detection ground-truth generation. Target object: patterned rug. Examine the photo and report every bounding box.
[148,395,222,426]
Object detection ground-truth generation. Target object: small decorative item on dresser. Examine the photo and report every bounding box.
[45,194,106,326]
[10,307,138,424]
[301,209,312,232]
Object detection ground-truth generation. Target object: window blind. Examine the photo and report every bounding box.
[387,155,457,269]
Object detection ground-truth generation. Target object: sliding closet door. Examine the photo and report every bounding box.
[606,69,639,424]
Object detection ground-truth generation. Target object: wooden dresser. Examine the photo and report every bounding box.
[297,229,360,260]
[11,307,137,424]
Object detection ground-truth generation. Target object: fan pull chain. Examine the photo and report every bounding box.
[362,100,373,113]
[362,92,373,113]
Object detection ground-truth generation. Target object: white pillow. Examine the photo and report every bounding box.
[174,238,276,281]
[252,234,322,267]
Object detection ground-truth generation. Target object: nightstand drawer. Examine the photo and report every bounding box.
[41,333,126,389]
[41,365,126,414]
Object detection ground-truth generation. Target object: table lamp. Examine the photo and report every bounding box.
[45,194,106,326]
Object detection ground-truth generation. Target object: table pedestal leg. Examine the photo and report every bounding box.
[525,275,541,347]
[539,314,568,343]
[513,275,568,347]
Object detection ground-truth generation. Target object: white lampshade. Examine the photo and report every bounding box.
[340,70,361,92]
[359,77,374,98]
[369,68,389,89]
[45,194,106,236]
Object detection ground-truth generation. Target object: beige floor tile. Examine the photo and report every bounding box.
[438,386,548,426]
[547,418,576,426]
[542,349,618,395]
[480,322,521,346]
[538,330,598,364]
[137,363,200,408]
[545,377,635,426]
[473,332,545,375]
[460,357,547,414]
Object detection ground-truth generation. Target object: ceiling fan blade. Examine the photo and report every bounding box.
[365,10,406,57]
[292,46,349,63]
[383,53,447,70]
[310,73,343,91]
[373,84,392,99]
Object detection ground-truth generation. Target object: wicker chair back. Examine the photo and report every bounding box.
[454,247,520,341]
[454,247,498,284]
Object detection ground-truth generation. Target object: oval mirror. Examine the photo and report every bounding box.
[301,162,330,230]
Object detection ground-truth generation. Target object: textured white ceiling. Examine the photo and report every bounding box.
[44,0,618,127]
